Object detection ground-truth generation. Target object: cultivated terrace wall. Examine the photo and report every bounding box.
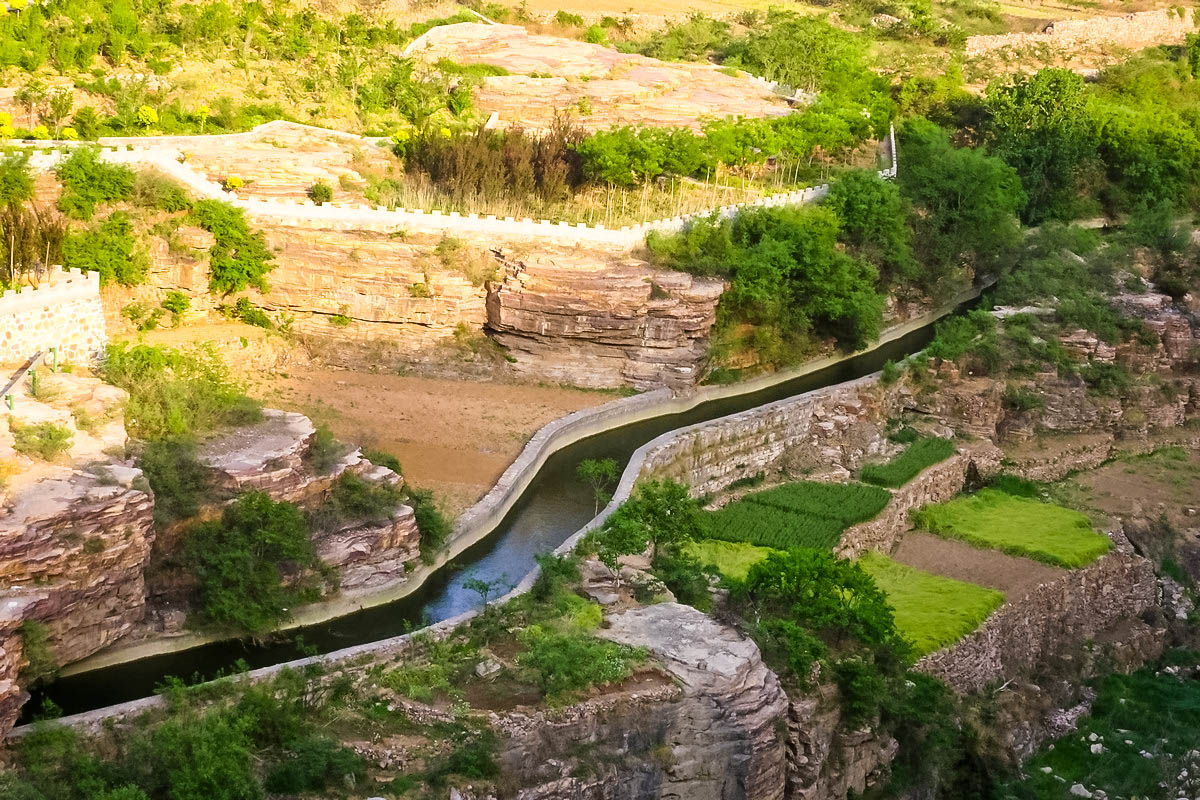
[918,543,1161,692]
[0,267,106,366]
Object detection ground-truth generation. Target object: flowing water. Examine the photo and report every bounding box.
[26,310,961,720]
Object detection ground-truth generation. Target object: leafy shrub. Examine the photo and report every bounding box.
[183,491,321,635]
[100,343,262,440]
[63,211,148,285]
[0,150,33,206]
[307,180,332,205]
[833,655,888,726]
[17,620,57,686]
[303,424,348,474]
[162,290,190,317]
[263,735,365,794]
[10,421,73,461]
[229,297,272,329]
[517,628,646,700]
[190,200,274,295]
[139,440,211,526]
[860,437,956,488]
[736,548,901,650]
[132,170,192,212]
[312,471,402,530]
[136,712,261,800]
[888,426,920,444]
[54,147,134,219]
[408,486,451,559]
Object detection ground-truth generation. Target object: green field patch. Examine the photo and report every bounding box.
[857,552,1005,656]
[912,489,1111,568]
[859,436,956,488]
[702,481,891,550]
[684,538,773,579]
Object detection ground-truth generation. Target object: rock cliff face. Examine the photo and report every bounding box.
[0,372,155,735]
[492,603,788,800]
[485,249,724,390]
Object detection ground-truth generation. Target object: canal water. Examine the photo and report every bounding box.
[27,309,959,719]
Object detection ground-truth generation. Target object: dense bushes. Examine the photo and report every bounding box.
[189,200,274,295]
[650,204,885,356]
[100,343,262,440]
[54,147,134,219]
[182,491,323,635]
[62,211,148,286]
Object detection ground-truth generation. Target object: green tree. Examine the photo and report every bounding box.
[824,169,918,288]
[897,118,1025,288]
[576,457,619,514]
[0,151,34,206]
[183,491,321,636]
[43,89,73,137]
[737,548,900,649]
[985,69,1099,223]
[63,211,148,285]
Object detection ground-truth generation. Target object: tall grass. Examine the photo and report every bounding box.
[860,436,956,488]
[913,489,1112,568]
[857,552,1004,656]
[100,343,261,441]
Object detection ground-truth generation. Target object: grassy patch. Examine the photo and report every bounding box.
[857,552,1004,656]
[1001,653,1200,799]
[9,421,73,462]
[702,481,890,550]
[913,489,1111,568]
[859,436,956,488]
[684,538,773,580]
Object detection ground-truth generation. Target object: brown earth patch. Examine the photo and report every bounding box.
[257,366,608,517]
[891,531,1067,599]
[1067,445,1200,528]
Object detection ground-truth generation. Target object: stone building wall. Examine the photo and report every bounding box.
[0,267,106,366]
[965,8,1197,57]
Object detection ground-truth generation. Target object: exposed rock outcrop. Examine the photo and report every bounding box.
[486,249,724,390]
[491,603,788,800]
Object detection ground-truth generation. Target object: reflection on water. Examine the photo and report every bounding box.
[27,313,953,719]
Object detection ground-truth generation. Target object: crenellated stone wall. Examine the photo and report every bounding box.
[0,267,106,366]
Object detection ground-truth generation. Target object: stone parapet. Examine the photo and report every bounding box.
[0,267,106,366]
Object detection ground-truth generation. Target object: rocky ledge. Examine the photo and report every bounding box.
[486,249,724,390]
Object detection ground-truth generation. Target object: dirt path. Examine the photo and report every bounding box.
[256,367,610,517]
[891,531,1066,599]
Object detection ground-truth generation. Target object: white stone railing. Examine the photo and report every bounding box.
[0,266,106,366]
[19,122,897,247]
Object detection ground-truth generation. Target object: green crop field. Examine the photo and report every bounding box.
[702,481,891,550]
[912,489,1112,568]
[857,552,1005,656]
[859,436,956,488]
[684,538,772,579]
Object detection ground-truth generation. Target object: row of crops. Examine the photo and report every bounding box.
[859,436,956,488]
[702,481,891,550]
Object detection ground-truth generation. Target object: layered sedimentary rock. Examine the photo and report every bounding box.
[193,409,422,596]
[486,249,724,390]
[0,466,155,733]
[493,602,788,800]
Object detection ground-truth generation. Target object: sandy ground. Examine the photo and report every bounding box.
[891,531,1066,599]
[255,367,608,517]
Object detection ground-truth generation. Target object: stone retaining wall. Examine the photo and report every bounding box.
[917,544,1160,692]
[0,267,106,366]
[966,8,1197,57]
